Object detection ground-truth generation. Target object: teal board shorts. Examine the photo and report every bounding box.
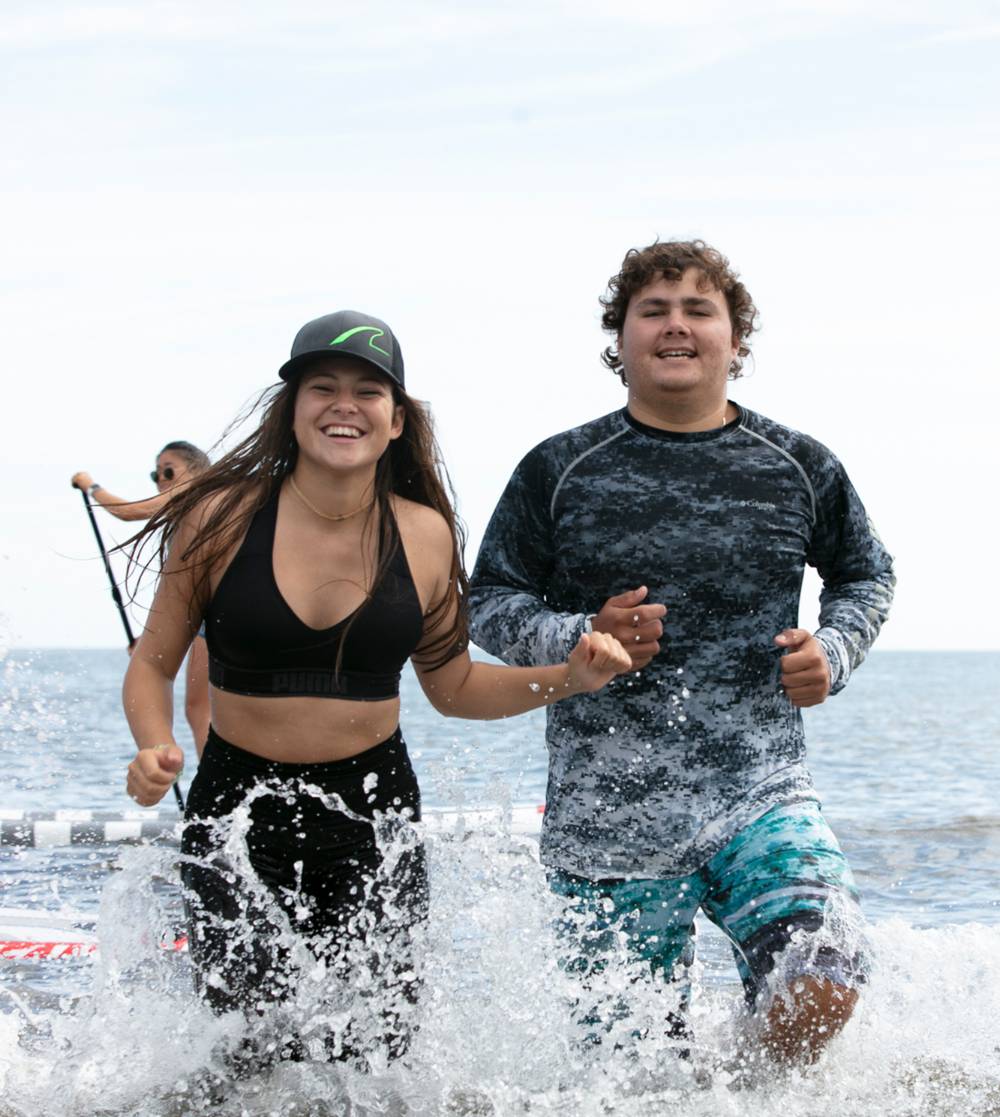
[548,801,867,1010]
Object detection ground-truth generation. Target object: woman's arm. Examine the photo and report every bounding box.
[123,514,205,804]
[414,631,631,720]
[183,636,211,757]
[72,470,170,522]
[401,500,631,719]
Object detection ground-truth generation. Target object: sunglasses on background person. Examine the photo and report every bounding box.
[150,466,176,484]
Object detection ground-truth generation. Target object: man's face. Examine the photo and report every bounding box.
[617,269,739,408]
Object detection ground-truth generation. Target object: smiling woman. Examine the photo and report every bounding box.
[118,308,632,1071]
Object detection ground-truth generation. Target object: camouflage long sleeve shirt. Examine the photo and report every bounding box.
[468,405,895,879]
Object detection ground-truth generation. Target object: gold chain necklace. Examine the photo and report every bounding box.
[288,475,374,523]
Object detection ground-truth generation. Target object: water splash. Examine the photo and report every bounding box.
[2,798,1000,1116]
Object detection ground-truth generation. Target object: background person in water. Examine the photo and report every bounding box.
[469,239,895,1069]
[72,440,212,755]
[122,310,632,1068]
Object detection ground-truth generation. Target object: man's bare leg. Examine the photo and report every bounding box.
[759,977,858,1064]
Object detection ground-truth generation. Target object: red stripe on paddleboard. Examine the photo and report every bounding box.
[0,936,187,959]
[0,941,96,959]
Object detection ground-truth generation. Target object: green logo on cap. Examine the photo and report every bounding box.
[329,325,390,359]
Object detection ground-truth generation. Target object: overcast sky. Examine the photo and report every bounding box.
[2,1,998,652]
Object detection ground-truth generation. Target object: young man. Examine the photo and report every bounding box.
[468,240,895,1066]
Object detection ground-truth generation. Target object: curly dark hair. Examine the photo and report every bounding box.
[599,239,759,383]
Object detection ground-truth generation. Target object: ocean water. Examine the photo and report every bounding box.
[1,648,999,1115]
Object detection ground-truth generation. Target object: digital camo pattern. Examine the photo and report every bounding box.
[468,405,895,879]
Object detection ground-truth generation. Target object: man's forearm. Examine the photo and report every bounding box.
[468,585,587,667]
[816,566,896,693]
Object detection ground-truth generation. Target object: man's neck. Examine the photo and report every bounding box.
[627,393,733,433]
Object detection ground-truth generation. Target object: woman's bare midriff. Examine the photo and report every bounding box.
[209,689,403,763]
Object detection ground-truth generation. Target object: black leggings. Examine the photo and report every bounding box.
[180,726,428,1062]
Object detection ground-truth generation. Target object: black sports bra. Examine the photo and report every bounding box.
[204,491,424,700]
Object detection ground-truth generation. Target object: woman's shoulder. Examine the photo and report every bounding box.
[390,497,457,610]
[391,497,452,552]
[171,486,265,569]
[178,487,246,535]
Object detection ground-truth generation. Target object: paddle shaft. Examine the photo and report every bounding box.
[77,488,135,645]
[74,487,185,812]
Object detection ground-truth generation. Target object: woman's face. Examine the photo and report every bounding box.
[151,451,193,493]
[293,358,404,474]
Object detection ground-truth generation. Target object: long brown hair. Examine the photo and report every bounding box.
[127,375,469,671]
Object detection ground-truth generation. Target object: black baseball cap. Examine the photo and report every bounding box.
[278,310,405,388]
